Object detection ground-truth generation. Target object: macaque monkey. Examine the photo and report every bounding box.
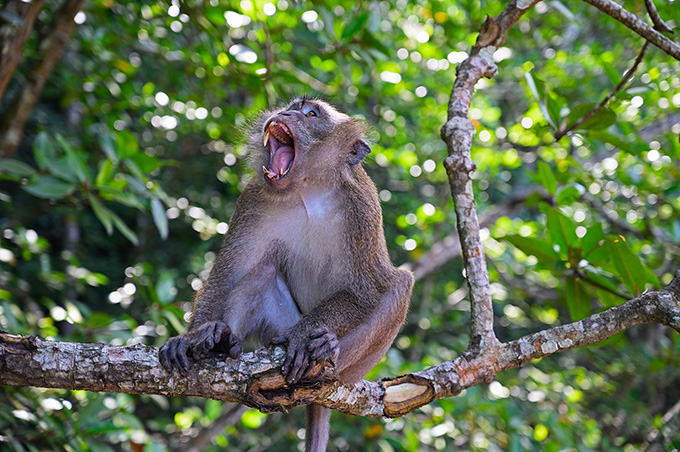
[159,98,413,452]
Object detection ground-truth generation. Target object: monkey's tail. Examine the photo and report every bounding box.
[305,403,331,452]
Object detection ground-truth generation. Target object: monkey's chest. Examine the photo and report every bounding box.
[267,201,346,312]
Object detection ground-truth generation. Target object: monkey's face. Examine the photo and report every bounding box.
[260,99,349,190]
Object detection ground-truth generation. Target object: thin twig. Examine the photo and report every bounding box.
[644,0,674,34]
[555,41,650,140]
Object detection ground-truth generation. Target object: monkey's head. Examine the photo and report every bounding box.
[249,98,371,191]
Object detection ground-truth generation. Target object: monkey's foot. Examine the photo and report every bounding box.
[272,327,339,384]
[191,320,243,360]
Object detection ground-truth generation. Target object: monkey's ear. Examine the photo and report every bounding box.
[348,140,371,165]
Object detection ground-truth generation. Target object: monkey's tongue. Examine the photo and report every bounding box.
[270,145,294,175]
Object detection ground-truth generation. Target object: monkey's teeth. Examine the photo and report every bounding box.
[263,130,270,146]
[279,168,284,176]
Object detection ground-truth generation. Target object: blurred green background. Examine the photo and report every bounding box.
[1,0,679,450]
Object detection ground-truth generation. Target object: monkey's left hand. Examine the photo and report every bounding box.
[272,326,339,384]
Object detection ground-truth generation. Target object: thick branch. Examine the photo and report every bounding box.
[580,0,680,60]
[0,0,86,158]
[0,0,45,100]
[1,273,678,418]
[441,0,540,350]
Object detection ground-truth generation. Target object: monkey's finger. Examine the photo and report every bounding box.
[177,341,191,374]
[287,349,309,384]
[271,334,289,345]
[168,339,190,375]
[228,336,243,359]
[192,340,208,361]
[283,348,301,383]
[309,341,339,362]
[307,334,337,350]
[308,328,333,339]
[159,343,172,373]
[214,322,231,347]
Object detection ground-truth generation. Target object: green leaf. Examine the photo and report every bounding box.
[585,131,636,154]
[156,271,177,304]
[0,159,36,177]
[98,129,119,164]
[546,207,578,253]
[536,161,557,195]
[566,103,616,131]
[505,235,560,265]
[151,198,168,240]
[607,236,646,296]
[57,135,89,183]
[545,88,564,128]
[555,186,580,206]
[87,193,114,235]
[95,160,115,187]
[115,130,139,159]
[109,211,139,246]
[565,276,590,321]
[582,222,604,255]
[33,131,56,171]
[23,175,76,199]
[524,72,553,128]
[341,12,370,40]
[602,61,622,86]
[644,265,661,289]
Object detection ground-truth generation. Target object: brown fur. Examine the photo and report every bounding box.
[160,98,414,452]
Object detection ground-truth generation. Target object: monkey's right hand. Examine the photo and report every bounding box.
[159,321,243,374]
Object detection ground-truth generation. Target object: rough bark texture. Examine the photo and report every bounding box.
[0,0,86,158]
[1,274,679,417]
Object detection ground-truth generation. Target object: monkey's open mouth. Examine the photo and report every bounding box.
[263,121,295,182]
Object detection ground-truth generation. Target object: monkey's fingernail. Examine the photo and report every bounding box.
[263,130,270,146]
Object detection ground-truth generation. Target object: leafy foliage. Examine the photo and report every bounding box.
[1,0,679,451]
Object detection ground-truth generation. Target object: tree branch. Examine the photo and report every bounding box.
[1,273,678,418]
[440,0,540,351]
[580,0,680,60]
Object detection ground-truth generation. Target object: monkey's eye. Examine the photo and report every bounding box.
[302,106,317,117]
